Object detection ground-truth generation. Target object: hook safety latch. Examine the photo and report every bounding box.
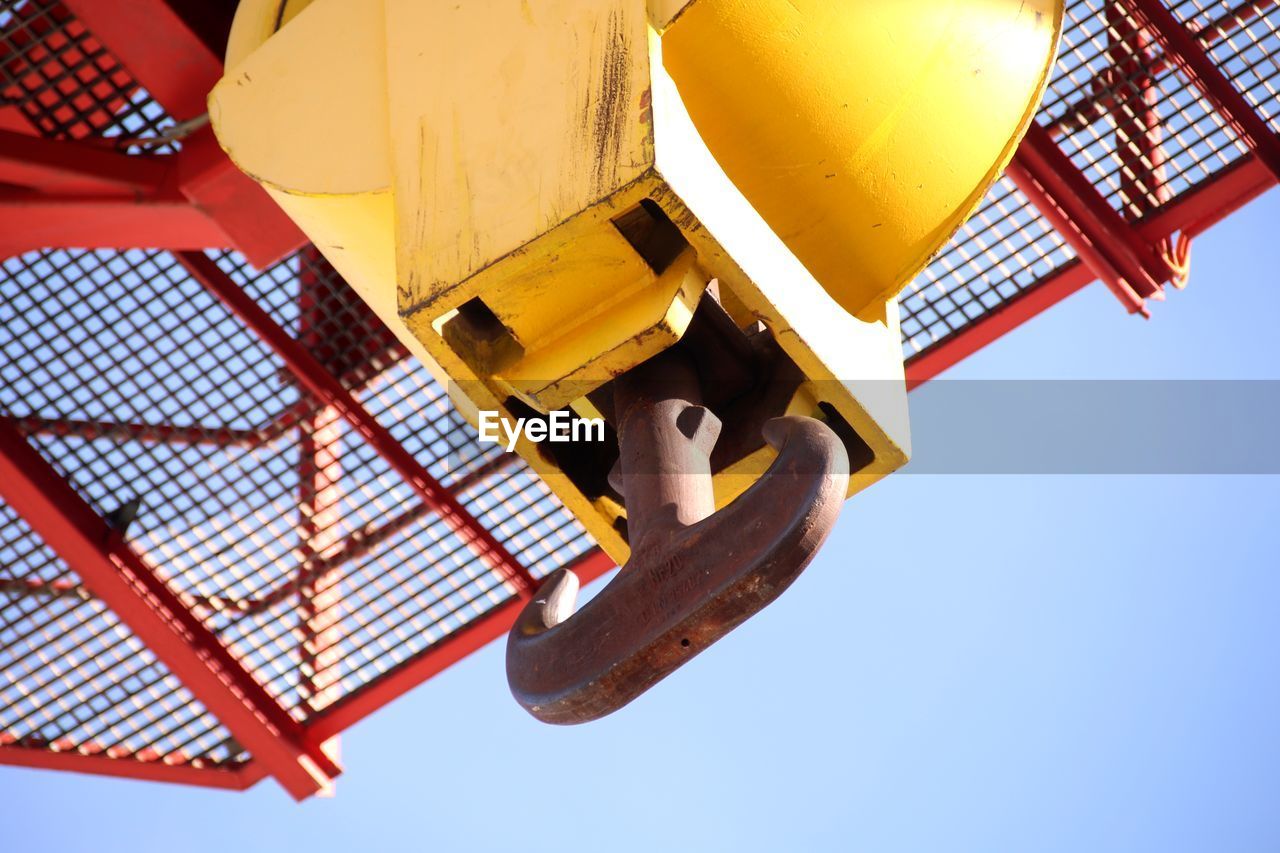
[506,349,850,724]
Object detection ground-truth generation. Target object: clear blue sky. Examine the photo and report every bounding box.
[4,189,1278,852]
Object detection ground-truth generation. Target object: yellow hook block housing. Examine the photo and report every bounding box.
[210,0,1062,561]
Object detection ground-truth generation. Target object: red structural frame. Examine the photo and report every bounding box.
[0,418,340,799]
[0,0,1277,797]
[0,0,304,265]
[905,0,1280,388]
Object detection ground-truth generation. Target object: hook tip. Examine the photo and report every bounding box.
[518,568,580,635]
[761,416,791,451]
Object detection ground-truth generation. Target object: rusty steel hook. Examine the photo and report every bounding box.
[506,348,851,724]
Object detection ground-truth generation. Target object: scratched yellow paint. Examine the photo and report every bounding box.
[383,0,660,352]
[661,0,1064,320]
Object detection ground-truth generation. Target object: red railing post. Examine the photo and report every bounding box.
[296,249,346,713]
[1007,123,1173,315]
[1107,1,1172,219]
[0,743,264,790]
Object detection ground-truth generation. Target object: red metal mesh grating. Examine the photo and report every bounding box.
[1043,0,1252,215]
[207,249,596,707]
[208,249,497,488]
[0,0,179,153]
[0,498,245,769]
[209,251,596,574]
[2,248,322,717]
[349,360,596,579]
[901,0,1277,357]
[0,247,595,728]
[901,177,1079,354]
[1172,0,1280,128]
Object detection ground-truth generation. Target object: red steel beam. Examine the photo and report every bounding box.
[0,575,90,601]
[297,250,345,712]
[1150,150,1278,237]
[296,404,344,712]
[0,744,264,791]
[0,418,340,800]
[0,191,230,258]
[1128,0,1280,180]
[0,0,300,264]
[309,548,616,741]
[175,251,539,597]
[175,128,307,269]
[0,127,168,193]
[3,453,526,614]
[4,415,265,448]
[906,260,1093,389]
[906,153,1277,386]
[907,0,1279,386]
[1007,122,1171,316]
[56,0,306,267]
[1106,1,1171,220]
[0,103,40,136]
[0,135,301,265]
[57,0,223,122]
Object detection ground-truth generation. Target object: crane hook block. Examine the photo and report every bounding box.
[210,0,1060,562]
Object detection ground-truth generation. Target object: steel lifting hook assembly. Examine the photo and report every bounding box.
[506,349,851,724]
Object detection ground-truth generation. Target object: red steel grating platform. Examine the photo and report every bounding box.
[0,0,1277,798]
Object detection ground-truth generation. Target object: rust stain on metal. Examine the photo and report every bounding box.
[587,7,632,196]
